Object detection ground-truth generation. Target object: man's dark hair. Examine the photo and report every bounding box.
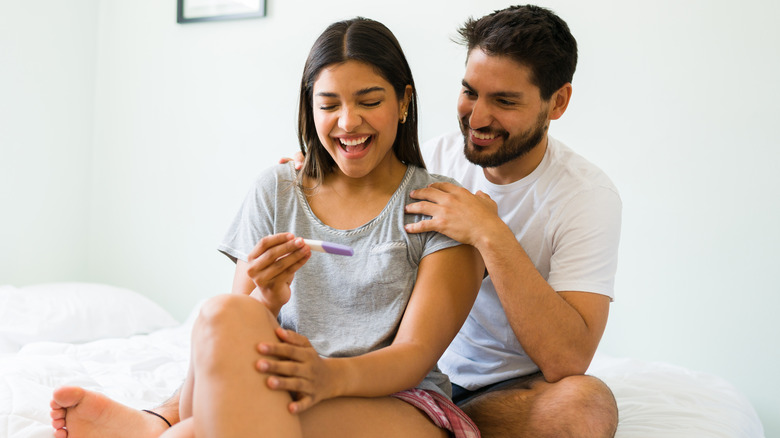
[458,5,578,100]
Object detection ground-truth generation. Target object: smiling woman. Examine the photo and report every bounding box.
[311,61,411,182]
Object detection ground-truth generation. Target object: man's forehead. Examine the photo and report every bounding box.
[463,49,536,93]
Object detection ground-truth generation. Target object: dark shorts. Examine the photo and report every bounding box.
[451,372,545,405]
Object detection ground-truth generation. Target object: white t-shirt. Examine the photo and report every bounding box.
[423,131,622,389]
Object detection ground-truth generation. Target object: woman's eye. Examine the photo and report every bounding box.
[319,104,337,111]
[363,101,381,108]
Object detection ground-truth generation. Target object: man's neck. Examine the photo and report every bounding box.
[482,136,549,185]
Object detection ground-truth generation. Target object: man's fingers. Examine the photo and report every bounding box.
[426,181,461,192]
[404,218,436,234]
[404,199,436,216]
[409,186,446,203]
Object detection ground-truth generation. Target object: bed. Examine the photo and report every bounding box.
[0,283,765,438]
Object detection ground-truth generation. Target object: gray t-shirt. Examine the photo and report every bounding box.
[218,163,462,397]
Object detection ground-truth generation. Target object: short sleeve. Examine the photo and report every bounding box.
[217,166,282,263]
[548,186,622,299]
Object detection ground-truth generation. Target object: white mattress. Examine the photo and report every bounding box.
[0,283,765,437]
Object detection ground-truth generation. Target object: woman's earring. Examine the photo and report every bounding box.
[400,110,408,124]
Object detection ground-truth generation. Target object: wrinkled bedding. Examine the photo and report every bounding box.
[0,283,765,438]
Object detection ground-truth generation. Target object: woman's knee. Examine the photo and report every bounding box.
[193,294,273,345]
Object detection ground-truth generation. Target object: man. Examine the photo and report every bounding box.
[49,5,620,438]
[403,5,621,437]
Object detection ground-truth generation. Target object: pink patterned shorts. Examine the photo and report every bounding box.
[391,388,481,438]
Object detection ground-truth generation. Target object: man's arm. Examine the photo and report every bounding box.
[404,182,610,382]
[474,222,609,382]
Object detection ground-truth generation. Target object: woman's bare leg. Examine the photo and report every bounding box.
[300,396,448,438]
[189,294,302,438]
[50,386,169,438]
[178,357,195,421]
[159,418,195,438]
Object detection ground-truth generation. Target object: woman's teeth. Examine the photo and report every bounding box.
[340,136,370,146]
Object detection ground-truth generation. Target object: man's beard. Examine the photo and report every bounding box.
[460,109,548,168]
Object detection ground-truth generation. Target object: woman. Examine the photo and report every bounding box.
[51,17,482,438]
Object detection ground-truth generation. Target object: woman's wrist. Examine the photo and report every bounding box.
[250,289,285,317]
[323,357,349,399]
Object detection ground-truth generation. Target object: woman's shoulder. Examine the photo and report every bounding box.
[250,162,298,189]
[408,165,462,189]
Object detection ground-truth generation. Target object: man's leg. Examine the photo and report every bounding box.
[458,373,618,438]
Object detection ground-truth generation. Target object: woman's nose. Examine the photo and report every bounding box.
[338,106,362,132]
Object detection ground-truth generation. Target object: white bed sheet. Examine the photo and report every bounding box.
[0,283,765,438]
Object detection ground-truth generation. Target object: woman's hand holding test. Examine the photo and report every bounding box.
[245,233,311,316]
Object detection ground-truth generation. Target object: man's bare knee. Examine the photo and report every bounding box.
[462,375,618,438]
[539,375,618,438]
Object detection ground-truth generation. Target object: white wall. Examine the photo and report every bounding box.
[2,0,778,434]
[0,0,98,284]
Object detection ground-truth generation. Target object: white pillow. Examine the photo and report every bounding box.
[0,283,179,354]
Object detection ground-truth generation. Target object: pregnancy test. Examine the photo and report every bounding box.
[302,239,354,256]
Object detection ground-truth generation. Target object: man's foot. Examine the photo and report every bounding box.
[50,386,170,438]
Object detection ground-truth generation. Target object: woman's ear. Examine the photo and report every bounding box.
[399,85,413,121]
[549,83,572,121]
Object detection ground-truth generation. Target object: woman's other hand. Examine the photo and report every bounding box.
[256,327,340,414]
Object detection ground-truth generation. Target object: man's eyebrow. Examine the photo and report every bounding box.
[461,79,524,99]
[314,87,386,98]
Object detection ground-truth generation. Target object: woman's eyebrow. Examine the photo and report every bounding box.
[314,86,385,98]
[354,86,385,96]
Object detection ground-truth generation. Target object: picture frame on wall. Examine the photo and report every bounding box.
[177,0,266,23]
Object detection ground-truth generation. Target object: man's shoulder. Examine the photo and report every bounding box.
[422,131,463,150]
[422,131,470,176]
[547,137,619,196]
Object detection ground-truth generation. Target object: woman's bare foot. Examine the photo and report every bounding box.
[50,386,170,438]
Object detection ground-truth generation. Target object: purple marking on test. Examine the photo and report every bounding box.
[303,239,354,256]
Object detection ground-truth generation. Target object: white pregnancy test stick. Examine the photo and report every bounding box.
[302,239,354,256]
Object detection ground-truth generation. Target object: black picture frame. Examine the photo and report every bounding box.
[177,0,266,24]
